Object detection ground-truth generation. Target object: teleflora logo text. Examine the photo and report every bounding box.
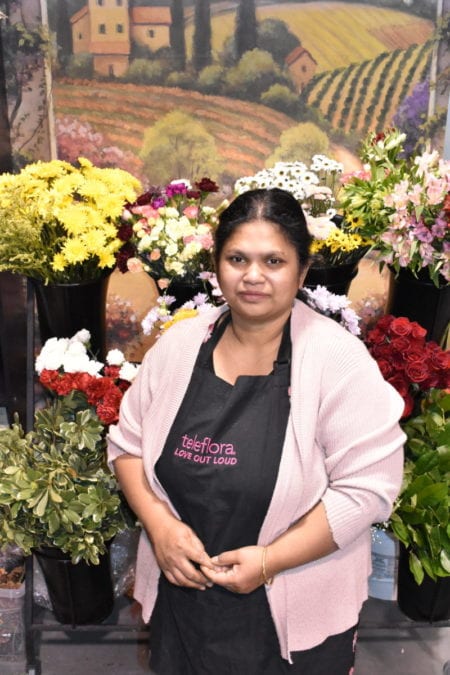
[173,434,238,466]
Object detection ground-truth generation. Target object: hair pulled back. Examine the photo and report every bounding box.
[215,188,312,267]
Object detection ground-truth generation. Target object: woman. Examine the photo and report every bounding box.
[108,188,405,674]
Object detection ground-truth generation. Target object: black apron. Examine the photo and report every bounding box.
[149,314,357,674]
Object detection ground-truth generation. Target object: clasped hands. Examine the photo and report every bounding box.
[151,517,269,594]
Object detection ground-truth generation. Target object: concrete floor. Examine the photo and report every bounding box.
[1,592,449,675]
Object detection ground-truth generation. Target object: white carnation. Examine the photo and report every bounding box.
[106,349,126,366]
[70,329,91,345]
[35,337,70,374]
[119,361,140,382]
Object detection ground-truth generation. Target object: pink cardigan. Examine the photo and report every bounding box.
[108,300,405,661]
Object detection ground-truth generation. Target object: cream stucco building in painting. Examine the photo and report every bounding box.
[70,0,171,77]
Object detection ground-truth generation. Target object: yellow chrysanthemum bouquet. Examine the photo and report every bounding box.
[0,158,141,283]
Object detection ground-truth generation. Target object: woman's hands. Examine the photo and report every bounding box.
[201,545,265,594]
[151,515,216,590]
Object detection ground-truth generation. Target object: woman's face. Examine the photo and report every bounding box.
[216,219,306,324]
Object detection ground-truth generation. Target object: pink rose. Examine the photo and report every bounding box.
[150,248,161,261]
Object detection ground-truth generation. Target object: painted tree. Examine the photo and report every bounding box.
[0,0,52,164]
[170,0,186,71]
[55,0,72,71]
[192,0,211,72]
[266,123,329,165]
[139,110,220,184]
[235,0,257,60]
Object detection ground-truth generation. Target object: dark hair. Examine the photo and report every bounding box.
[215,188,312,267]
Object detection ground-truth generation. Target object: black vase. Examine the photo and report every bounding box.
[397,544,450,622]
[32,274,110,361]
[164,278,211,310]
[303,262,359,296]
[386,268,450,344]
[34,546,114,625]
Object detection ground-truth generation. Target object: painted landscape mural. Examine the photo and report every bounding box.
[48,0,440,187]
[34,1,447,188]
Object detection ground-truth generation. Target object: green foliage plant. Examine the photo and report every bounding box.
[0,393,130,565]
[390,389,450,584]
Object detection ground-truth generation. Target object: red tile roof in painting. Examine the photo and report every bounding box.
[285,45,317,67]
[131,7,172,26]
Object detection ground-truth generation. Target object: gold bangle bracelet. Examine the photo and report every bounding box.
[262,546,274,586]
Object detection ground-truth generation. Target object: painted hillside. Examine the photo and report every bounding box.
[53,2,435,184]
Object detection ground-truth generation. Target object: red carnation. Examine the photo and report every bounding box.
[96,386,123,424]
[116,242,136,273]
[85,377,114,405]
[71,372,94,392]
[117,223,133,242]
[96,402,119,425]
[39,369,61,390]
[104,365,121,379]
[134,190,156,207]
[195,177,219,193]
[54,374,77,396]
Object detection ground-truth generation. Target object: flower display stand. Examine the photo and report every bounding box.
[22,279,146,675]
[20,281,450,675]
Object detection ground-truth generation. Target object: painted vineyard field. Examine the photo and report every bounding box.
[304,40,433,133]
[186,2,433,73]
[53,80,298,180]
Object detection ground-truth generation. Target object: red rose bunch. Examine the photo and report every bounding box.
[365,314,450,418]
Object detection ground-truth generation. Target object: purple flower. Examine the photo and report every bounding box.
[165,182,188,198]
[151,196,166,209]
[413,222,433,244]
[431,217,447,239]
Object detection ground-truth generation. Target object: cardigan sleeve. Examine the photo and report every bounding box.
[316,335,406,549]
